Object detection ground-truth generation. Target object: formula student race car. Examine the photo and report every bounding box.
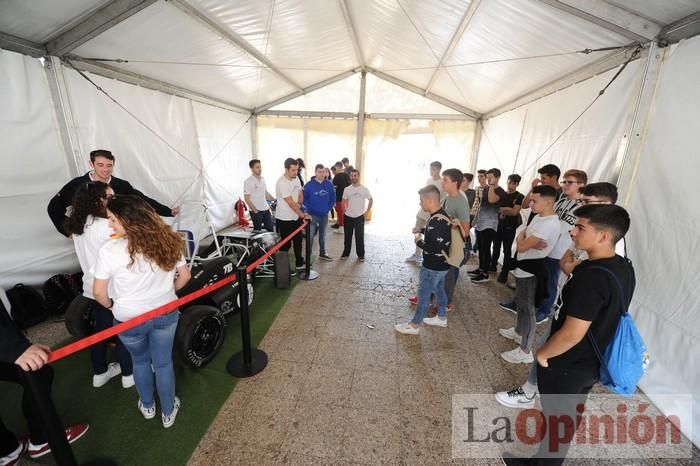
[63,233,278,369]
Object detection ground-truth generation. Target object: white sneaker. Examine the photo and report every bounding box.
[122,374,135,388]
[498,327,522,345]
[495,386,537,409]
[333,227,344,234]
[394,322,419,335]
[138,399,156,420]
[405,254,421,263]
[162,397,181,428]
[500,347,534,364]
[92,362,121,387]
[423,316,447,328]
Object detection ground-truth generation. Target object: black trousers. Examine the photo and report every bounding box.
[476,228,497,272]
[530,363,598,465]
[276,218,304,266]
[251,210,274,232]
[342,214,365,257]
[493,224,517,274]
[0,363,54,454]
[90,300,133,376]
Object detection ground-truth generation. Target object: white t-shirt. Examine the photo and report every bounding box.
[275,175,302,221]
[343,184,372,218]
[94,238,185,321]
[243,175,270,211]
[517,214,560,261]
[548,195,579,259]
[72,215,113,299]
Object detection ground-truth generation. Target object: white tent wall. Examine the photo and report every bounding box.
[623,36,700,447]
[477,37,700,447]
[61,66,204,233]
[0,50,254,288]
[476,60,642,181]
[0,50,77,289]
[191,102,252,232]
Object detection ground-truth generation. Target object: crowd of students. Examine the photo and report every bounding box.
[394,160,635,465]
[1,149,635,465]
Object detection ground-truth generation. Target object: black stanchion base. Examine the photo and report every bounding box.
[226,349,269,378]
[298,269,319,280]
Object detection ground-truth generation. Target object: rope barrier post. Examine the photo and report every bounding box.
[297,220,319,281]
[226,266,268,378]
[20,370,77,466]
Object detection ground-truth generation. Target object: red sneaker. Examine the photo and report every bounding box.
[408,295,418,305]
[28,423,90,459]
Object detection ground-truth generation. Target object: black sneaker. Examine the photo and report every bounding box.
[497,273,508,284]
[331,224,340,229]
[467,268,482,276]
[358,256,365,262]
[471,273,490,284]
[319,254,333,261]
[340,254,349,260]
[489,265,498,273]
[499,300,517,314]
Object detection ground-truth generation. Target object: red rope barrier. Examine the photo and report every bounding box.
[47,220,308,363]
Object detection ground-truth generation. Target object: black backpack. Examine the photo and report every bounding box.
[43,273,82,315]
[6,284,49,329]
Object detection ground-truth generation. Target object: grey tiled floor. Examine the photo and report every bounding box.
[187,224,699,466]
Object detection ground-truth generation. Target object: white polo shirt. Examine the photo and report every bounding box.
[243,175,270,211]
[275,175,302,221]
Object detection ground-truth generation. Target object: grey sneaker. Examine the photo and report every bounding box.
[162,397,181,428]
[138,399,156,420]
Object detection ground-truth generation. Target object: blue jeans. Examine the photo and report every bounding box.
[117,311,179,416]
[536,257,561,321]
[411,267,448,325]
[309,214,328,256]
[251,209,273,232]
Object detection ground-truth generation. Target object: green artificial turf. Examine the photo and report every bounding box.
[0,277,295,466]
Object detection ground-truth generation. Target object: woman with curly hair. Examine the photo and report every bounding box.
[93,195,191,428]
[65,181,134,389]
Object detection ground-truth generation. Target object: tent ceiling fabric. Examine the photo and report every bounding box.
[1,0,699,114]
[0,0,110,44]
[606,0,700,25]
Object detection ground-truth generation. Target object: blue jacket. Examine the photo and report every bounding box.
[303,178,335,217]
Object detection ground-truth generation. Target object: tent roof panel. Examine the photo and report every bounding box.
[432,0,633,113]
[364,74,461,114]
[606,0,700,25]
[350,0,474,88]
[189,0,358,87]
[72,1,295,109]
[0,0,109,43]
[271,73,361,113]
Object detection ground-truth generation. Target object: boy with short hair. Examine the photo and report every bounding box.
[395,185,452,335]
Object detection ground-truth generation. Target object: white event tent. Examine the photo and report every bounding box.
[1,0,699,448]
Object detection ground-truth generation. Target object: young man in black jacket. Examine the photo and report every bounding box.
[47,149,178,237]
[1,298,89,463]
[395,185,452,335]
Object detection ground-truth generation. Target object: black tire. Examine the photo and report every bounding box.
[232,282,254,311]
[173,305,226,369]
[64,295,94,338]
